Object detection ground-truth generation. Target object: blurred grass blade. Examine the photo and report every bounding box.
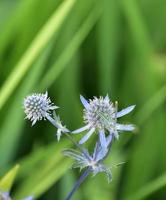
[0,45,52,168]
[0,0,75,109]
[121,0,157,96]
[0,0,38,54]
[136,83,166,124]
[40,3,102,89]
[125,173,166,200]
[14,141,72,199]
[97,0,120,95]
[0,165,19,192]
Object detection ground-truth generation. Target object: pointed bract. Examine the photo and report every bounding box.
[117,105,135,118]
[79,128,95,144]
[80,95,90,109]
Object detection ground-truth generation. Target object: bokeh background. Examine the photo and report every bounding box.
[0,0,166,199]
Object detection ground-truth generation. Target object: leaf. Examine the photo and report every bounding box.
[125,173,166,200]
[40,2,102,90]
[0,165,19,192]
[14,141,72,199]
[0,0,76,109]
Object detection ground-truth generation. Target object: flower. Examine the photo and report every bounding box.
[23,92,58,126]
[72,95,135,148]
[63,135,113,182]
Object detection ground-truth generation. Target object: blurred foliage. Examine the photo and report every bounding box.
[0,165,19,192]
[0,0,166,199]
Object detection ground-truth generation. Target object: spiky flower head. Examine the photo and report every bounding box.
[23,92,58,125]
[72,95,135,148]
[83,96,116,131]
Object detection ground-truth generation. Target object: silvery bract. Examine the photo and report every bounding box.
[63,135,113,183]
[72,95,135,148]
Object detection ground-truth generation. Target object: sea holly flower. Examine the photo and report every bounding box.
[72,95,135,148]
[23,91,58,126]
[63,135,113,183]
[23,92,68,139]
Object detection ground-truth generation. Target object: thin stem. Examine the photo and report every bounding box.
[46,115,90,160]
[65,168,91,200]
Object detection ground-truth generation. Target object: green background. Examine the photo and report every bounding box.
[0,0,166,199]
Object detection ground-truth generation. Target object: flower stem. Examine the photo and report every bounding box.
[65,168,91,200]
[46,115,90,159]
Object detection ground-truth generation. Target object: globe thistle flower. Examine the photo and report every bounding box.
[63,135,113,183]
[72,95,135,148]
[23,91,58,126]
[23,92,69,140]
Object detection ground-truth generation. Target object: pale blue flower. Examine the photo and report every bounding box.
[23,92,58,126]
[23,92,69,139]
[63,135,113,182]
[72,95,135,148]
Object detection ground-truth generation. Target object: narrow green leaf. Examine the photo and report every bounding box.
[136,83,166,124]
[0,44,52,168]
[0,165,19,192]
[125,173,166,200]
[0,0,76,109]
[14,141,72,199]
[97,0,120,95]
[40,3,102,89]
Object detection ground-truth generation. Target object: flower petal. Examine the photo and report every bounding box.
[79,128,95,144]
[117,105,135,118]
[99,130,107,149]
[116,123,135,131]
[106,134,113,146]
[72,125,90,134]
[104,94,110,102]
[80,95,90,109]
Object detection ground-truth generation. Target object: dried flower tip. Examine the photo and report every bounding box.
[23,92,58,125]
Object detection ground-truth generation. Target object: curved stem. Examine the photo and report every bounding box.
[65,168,91,200]
[46,115,90,160]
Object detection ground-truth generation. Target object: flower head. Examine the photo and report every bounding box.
[23,92,58,125]
[63,135,113,182]
[72,95,135,148]
[83,96,116,131]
